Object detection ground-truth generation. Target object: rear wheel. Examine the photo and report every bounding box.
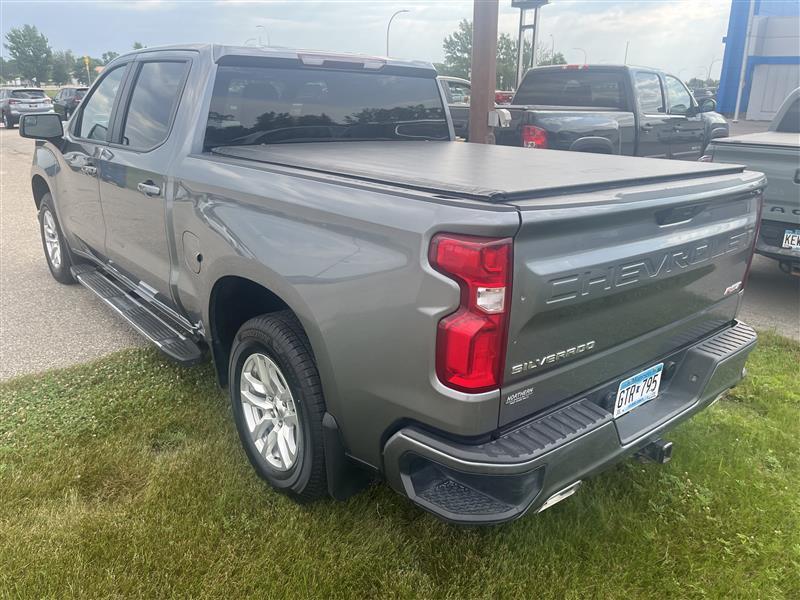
[3,112,13,129]
[229,311,327,503]
[38,194,75,284]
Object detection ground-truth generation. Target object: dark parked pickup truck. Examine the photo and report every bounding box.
[22,44,762,525]
[446,65,729,159]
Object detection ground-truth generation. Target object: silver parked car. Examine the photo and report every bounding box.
[0,87,54,128]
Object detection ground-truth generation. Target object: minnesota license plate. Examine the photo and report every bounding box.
[782,229,800,251]
[614,363,663,418]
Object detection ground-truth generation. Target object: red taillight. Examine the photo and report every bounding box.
[742,192,764,289]
[521,125,548,149]
[429,234,512,393]
[8,99,19,105]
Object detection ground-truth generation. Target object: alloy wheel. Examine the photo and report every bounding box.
[42,209,62,269]
[239,352,301,471]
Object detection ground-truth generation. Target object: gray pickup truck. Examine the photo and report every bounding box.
[443,65,729,159]
[21,44,763,525]
[707,88,800,275]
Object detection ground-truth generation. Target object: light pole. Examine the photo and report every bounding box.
[386,9,409,56]
[573,47,587,64]
[706,57,721,82]
[549,33,555,64]
[256,25,271,47]
[624,40,630,64]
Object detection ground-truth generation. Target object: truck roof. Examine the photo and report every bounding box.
[117,43,436,73]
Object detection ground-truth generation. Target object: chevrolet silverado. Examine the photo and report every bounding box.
[21,44,762,524]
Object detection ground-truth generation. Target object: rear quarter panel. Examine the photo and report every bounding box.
[171,155,520,468]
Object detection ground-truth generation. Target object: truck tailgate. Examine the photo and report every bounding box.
[500,170,764,426]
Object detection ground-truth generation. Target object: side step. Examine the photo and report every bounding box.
[72,265,204,366]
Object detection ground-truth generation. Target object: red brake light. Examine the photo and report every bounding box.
[430,234,513,393]
[521,125,548,149]
[8,99,19,105]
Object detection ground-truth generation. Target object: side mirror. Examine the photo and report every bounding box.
[699,98,717,113]
[19,113,64,140]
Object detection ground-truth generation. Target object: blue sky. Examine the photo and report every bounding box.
[1,1,731,80]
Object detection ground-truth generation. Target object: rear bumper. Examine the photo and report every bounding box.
[383,321,757,524]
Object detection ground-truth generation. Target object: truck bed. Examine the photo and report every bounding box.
[212,141,744,203]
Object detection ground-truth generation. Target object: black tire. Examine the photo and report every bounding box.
[229,311,327,503]
[3,111,14,129]
[38,194,75,284]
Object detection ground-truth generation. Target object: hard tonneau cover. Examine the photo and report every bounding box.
[212,141,744,203]
[710,131,800,149]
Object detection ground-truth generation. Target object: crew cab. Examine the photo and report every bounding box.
[21,44,762,524]
[446,65,729,159]
[707,87,800,275]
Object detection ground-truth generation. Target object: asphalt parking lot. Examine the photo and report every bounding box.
[0,125,797,380]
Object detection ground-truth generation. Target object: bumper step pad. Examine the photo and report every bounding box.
[71,265,203,366]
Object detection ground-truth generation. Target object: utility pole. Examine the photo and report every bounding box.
[573,47,587,64]
[468,0,499,144]
[83,56,91,84]
[624,41,630,64]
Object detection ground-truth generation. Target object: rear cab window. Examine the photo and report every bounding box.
[514,69,629,110]
[204,59,448,149]
[119,60,189,150]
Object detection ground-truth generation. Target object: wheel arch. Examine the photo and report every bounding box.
[206,274,328,393]
[32,174,51,210]
[568,136,616,154]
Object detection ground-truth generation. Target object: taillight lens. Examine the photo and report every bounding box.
[521,125,548,149]
[8,99,19,105]
[429,234,512,393]
[742,192,764,289]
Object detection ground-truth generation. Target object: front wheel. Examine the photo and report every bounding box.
[229,311,328,503]
[38,194,75,284]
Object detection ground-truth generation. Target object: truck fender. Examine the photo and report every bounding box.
[568,136,616,154]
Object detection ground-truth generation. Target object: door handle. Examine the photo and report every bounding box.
[672,126,682,132]
[80,165,98,177]
[137,181,161,197]
[640,124,654,131]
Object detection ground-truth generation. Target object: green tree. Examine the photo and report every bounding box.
[3,25,52,83]
[441,19,473,80]
[536,48,566,66]
[101,51,119,65]
[51,50,76,85]
[132,41,145,50]
[439,20,539,89]
[0,56,20,82]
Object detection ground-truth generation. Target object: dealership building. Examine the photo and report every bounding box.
[717,0,800,120]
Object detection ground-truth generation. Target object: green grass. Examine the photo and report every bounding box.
[1,333,798,599]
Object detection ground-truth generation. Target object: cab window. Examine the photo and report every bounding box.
[664,75,692,115]
[776,98,800,133]
[634,72,664,114]
[77,66,126,141]
[120,60,189,150]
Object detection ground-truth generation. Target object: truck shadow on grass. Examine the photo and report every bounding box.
[1,334,797,598]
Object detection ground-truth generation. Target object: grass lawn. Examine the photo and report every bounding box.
[1,333,798,599]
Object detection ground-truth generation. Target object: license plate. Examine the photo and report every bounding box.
[782,229,800,251]
[614,363,663,418]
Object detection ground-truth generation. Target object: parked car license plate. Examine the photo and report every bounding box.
[614,363,663,418]
[782,229,800,251]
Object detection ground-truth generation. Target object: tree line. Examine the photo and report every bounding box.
[434,20,566,90]
[1,24,144,86]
